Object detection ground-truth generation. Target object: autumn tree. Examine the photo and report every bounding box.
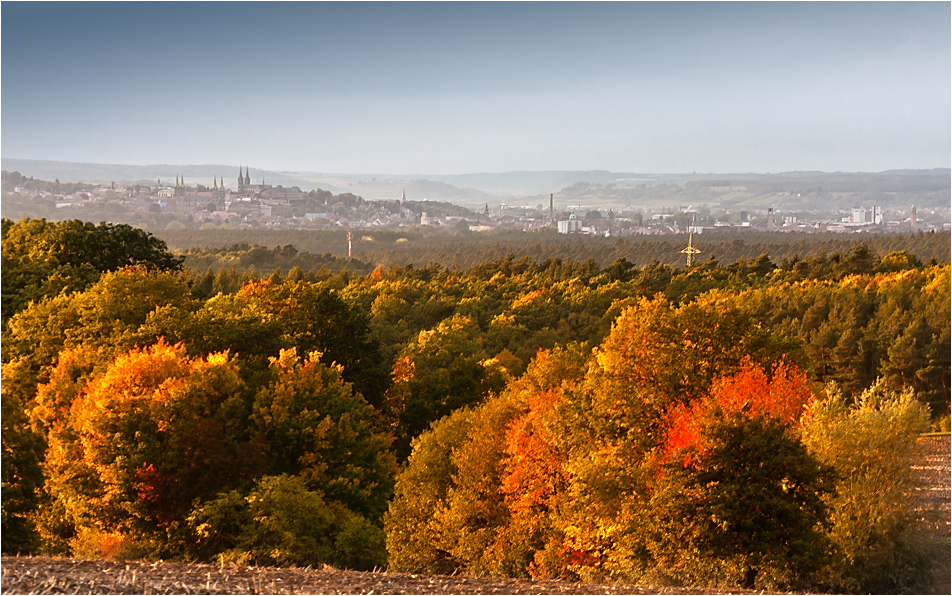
[38,341,261,557]
[251,348,397,522]
[649,361,832,590]
[800,380,933,593]
[497,345,592,580]
[543,295,796,581]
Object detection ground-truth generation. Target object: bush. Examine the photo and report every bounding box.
[801,380,933,593]
[188,475,386,570]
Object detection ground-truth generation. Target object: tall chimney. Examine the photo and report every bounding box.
[550,193,554,223]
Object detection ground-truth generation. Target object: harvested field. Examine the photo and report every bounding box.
[3,436,948,595]
[0,557,751,595]
[911,435,952,533]
[912,435,952,595]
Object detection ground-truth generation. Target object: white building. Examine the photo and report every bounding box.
[850,207,867,224]
[558,213,582,234]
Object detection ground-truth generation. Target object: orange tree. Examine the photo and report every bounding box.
[647,361,833,590]
[543,295,798,582]
[37,341,260,557]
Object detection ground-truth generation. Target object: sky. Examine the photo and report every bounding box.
[2,1,950,175]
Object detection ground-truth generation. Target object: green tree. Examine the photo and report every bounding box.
[1,218,183,325]
[384,315,507,460]
[385,408,477,574]
[3,267,195,390]
[649,413,834,590]
[1,386,44,553]
[188,474,386,570]
[232,280,390,407]
[252,348,397,522]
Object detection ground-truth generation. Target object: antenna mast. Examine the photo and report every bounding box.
[680,217,701,267]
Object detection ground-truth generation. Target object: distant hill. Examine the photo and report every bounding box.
[3,158,948,210]
[0,159,315,191]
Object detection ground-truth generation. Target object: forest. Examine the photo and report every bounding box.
[158,227,952,271]
[2,216,949,593]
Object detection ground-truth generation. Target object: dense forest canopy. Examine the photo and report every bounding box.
[1,217,948,593]
[158,228,951,271]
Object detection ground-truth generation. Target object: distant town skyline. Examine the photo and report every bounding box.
[2,2,949,175]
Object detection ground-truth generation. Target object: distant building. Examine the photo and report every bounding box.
[233,166,304,203]
[850,207,867,224]
[558,213,582,234]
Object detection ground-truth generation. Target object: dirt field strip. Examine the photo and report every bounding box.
[0,557,760,595]
[911,435,952,534]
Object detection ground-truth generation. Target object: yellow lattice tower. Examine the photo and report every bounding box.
[681,228,701,267]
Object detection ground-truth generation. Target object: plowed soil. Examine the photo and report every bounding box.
[3,437,948,595]
[0,558,760,595]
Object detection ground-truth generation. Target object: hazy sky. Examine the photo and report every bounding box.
[2,1,949,174]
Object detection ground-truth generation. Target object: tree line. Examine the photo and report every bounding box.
[157,227,951,271]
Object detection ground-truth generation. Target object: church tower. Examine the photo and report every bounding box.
[244,167,251,186]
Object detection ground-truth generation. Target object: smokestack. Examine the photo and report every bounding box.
[550,193,554,223]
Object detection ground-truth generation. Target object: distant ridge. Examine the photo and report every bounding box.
[2,158,948,209]
[0,159,315,191]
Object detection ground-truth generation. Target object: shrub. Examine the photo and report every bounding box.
[188,475,385,570]
[801,380,933,593]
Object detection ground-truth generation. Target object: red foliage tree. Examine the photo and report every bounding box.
[662,358,816,468]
